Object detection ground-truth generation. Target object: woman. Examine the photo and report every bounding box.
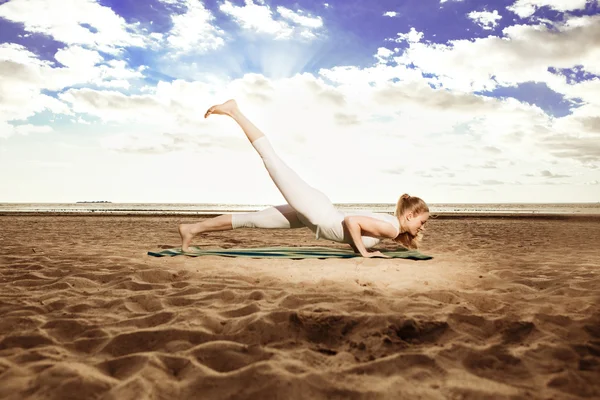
[179,100,430,258]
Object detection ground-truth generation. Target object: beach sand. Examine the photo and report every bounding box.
[0,213,599,399]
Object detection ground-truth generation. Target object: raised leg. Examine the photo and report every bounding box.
[205,100,340,227]
[205,100,264,143]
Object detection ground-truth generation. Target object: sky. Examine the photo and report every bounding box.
[0,0,599,204]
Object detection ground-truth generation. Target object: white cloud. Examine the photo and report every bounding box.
[14,124,54,135]
[158,0,225,53]
[50,46,143,89]
[468,10,502,30]
[389,27,424,44]
[0,42,50,67]
[54,46,103,69]
[58,89,165,123]
[81,70,574,185]
[375,47,395,63]
[4,61,598,201]
[390,14,600,94]
[373,14,600,169]
[383,11,398,17]
[0,122,53,138]
[0,0,147,54]
[277,6,323,28]
[219,0,323,40]
[0,42,147,138]
[99,60,145,83]
[508,0,590,18]
[0,44,69,125]
[48,47,145,90]
[2,0,598,203]
[220,0,290,38]
[57,78,222,127]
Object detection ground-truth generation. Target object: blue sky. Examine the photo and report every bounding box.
[0,0,599,204]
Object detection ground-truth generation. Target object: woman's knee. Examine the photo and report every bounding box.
[232,206,299,229]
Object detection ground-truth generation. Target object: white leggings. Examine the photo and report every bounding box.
[231,137,380,248]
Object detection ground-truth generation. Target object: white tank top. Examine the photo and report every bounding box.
[345,211,400,236]
[312,211,400,249]
[342,211,400,248]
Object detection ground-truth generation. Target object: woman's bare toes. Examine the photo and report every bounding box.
[178,224,194,252]
[204,106,216,119]
[204,99,238,118]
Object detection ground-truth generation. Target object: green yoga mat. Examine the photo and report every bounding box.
[147,246,432,260]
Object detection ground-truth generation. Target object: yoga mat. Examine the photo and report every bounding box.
[148,246,433,260]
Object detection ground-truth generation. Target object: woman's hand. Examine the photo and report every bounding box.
[361,251,391,258]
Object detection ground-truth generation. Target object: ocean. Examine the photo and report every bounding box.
[1,203,599,215]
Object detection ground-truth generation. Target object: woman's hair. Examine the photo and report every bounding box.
[394,193,429,249]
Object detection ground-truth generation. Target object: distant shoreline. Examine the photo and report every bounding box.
[2,212,599,220]
[1,202,599,217]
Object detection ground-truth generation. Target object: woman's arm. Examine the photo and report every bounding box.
[343,216,396,258]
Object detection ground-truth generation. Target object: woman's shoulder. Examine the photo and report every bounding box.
[346,211,400,229]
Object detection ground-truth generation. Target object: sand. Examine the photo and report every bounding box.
[0,213,599,399]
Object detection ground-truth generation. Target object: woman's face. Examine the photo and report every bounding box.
[405,211,429,235]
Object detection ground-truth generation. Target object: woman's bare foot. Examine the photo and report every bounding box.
[178,223,196,252]
[204,99,238,119]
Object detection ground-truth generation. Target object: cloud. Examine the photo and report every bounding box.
[2,10,592,192]
[101,131,248,154]
[52,46,145,89]
[0,3,149,137]
[580,117,600,133]
[443,182,479,187]
[375,47,394,63]
[466,161,499,169]
[508,0,590,18]
[0,0,147,54]
[414,169,455,178]
[383,11,398,17]
[468,10,502,30]
[277,6,323,29]
[382,166,405,175]
[554,78,600,106]
[540,169,570,178]
[483,146,502,154]
[334,112,360,126]
[58,88,165,122]
[542,134,600,163]
[371,82,500,113]
[219,0,324,40]
[481,179,505,185]
[0,44,71,128]
[54,46,103,69]
[317,61,554,173]
[158,0,225,53]
[56,77,238,126]
[0,122,53,139]
[391,13,600,95]
[389,27,424,44]
[1,1,598,203]
[0,42,148,137]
